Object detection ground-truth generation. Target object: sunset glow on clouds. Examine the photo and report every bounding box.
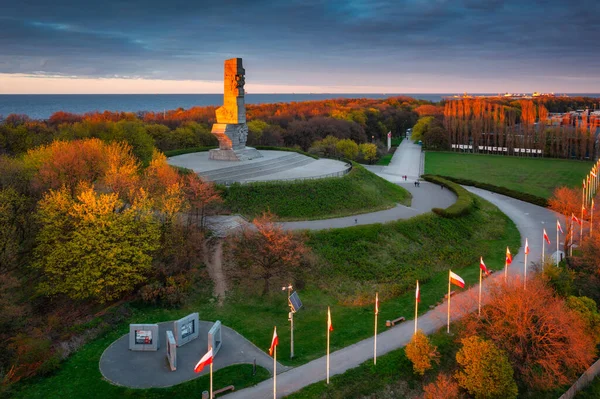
[1,0,599,93]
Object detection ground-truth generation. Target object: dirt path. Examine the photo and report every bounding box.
[203,239,227,304]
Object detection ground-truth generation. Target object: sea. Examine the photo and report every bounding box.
[1,93,599,121]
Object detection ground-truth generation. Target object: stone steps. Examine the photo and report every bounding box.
[201,153,316,183]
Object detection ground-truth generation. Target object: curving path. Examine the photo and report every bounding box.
[223,143,561,398]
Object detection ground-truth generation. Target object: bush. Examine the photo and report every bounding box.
[455,336,518,399]
[422,373,460,399]
[432,175,548,207]
[422,175,477,218]
[405,330,439,375]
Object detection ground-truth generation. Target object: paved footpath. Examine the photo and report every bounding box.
[225,183,561,395]
[281,137,455,231]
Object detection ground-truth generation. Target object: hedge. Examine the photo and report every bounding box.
[422,174,478,218]
[432,175,548,207]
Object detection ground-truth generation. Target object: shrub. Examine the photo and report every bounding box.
[422,373,460,399]
[432,175,548,207]
[422,175,477,218]
[455,336,518,399]
[405,330,440,375]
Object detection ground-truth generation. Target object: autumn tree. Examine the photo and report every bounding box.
[405,330,440,375]
[226,212,308,295]
[143,150,186,223]
[455,336,518,399]
[358,143,377,164]
[462,278,596,390]
[422,373,460,399]
[548,186,581,252]
[183,174,222,229]
[34,184,160,303]
[335,138,359,160]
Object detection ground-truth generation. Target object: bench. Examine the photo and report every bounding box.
[385,316,406,327]
[444,291,456,299]
[203,385,235,398]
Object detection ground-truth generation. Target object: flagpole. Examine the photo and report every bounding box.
[524,244,528,290]
[374,292,378,365]
[580,206,584,246]
[542,233,545,262]
[210,362,213,399]
[273,342,276,399]
[447,270,451,334]
[504,256,507,282]
[414,282,418,335]
[591,203,594,238]
[556,222,559,267]
[326,307,330,385]
[570,214,574,256]
[478,267,482,316]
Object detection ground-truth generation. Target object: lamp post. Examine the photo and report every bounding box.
[282,284,294,358]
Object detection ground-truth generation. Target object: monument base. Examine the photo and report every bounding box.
[209,147,263,161]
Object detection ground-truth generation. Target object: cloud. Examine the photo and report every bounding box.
[0,0,599,91]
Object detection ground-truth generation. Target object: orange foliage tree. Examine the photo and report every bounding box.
[421,373,460,399]
[548,186,582,252]
[184,174,222,228]
[226,212,308,295]
[462,278,596,390]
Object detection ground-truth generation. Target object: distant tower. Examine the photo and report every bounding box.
[209,58,262,161]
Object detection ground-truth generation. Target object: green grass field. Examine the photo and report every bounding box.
[223,163,411,221]
[425,152,592,199]
[12,192,519,398]
[375,153,393,165]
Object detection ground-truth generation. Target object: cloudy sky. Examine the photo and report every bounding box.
[1,0,599,94]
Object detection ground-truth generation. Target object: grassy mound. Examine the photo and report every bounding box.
[222,163,411,221]
[425,152,592,199]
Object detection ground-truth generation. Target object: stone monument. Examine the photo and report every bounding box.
[209,58,262,161]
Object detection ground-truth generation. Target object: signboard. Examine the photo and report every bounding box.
[128,324,159,351]
[174,312,200,347]
[135,330,153,345]
[181,319,195,339]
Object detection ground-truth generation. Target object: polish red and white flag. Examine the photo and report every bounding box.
[194,348,213,373]
[327,307,334,332]
[557,220,563,234]
[416,281,420,303]
[449,271,465,288]
[505,247,512,265]
[524,239,530,255]
[543,229,551,245]
[479,257,490,275]
[269,327,278,357]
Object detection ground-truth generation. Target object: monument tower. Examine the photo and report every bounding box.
[209,58,262,161]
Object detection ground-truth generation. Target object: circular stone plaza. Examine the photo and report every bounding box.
[168,150,350,185]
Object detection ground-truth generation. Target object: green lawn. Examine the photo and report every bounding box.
[376,153,394,166]
[12,193,519,398]
[222,163,411,221]
[576,376,600,399]
[425,152,592,199]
